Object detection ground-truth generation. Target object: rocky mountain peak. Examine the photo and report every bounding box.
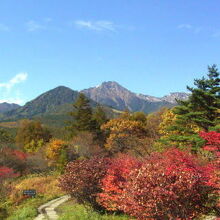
[161,92,190,103]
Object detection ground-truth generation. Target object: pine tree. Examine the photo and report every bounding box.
[160,65,220,152]
[175,64,220,131]
[68,93,95,136]
[93,105,108,128]
[92,105,108,143]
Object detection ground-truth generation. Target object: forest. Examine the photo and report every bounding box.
[0,65,219,219]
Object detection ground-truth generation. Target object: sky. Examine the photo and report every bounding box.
[0,0,220,105]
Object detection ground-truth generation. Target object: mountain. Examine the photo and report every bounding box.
[0,86,116,126]
[1,86,80,121]
[0,103,20,113]
[82,81,189,113]
[161,92,189,103]
[0,82,190,123]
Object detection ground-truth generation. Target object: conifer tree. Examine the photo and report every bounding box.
[159,65,220,152]
[92,105,108,143]
[175,64,220,131]
[68,93,95,136]
[93,105,108,128]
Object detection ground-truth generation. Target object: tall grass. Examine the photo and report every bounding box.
[6,205,37,220]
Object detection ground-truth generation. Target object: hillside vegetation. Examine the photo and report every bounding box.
[0,65,219,219]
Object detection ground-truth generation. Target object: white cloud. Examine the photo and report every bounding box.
[0,24,9,31]
[74,20,116,32]
[26,20,46,32]
[0,73,28,105]
[177,24,193,29]
[0,98,24,105]
[177,24,203,34]
[0,73,28,89]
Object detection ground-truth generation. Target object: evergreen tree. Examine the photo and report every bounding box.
[175,64,220,131]
[93,105,108,128]
[68,93,95,136]
[160,65,220,152]
[92,105,108,143]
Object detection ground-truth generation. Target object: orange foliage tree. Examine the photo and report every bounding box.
[45,139,67,170]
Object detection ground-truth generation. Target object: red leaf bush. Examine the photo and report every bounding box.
[119,149,217,219]
[59,156,111,210]
[200,131,220,213]
[200,131,220,158]
[97,154,142,211]
[12,150,28,161]
[0,147,28,175]
[0,166,18,182]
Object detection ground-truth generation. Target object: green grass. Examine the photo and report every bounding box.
[6,205,37,220]
[5,195,59,220]
[57,200,133,220]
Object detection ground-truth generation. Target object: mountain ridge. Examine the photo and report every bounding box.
[0,103,20,113]
[81,81,189,113]
[0,81,190,122]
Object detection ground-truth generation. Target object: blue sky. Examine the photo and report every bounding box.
[0,0,220,105]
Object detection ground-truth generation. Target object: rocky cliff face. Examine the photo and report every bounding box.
[161,92,190,103]
[81,81,187,113]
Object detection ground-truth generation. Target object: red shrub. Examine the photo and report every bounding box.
[200,131,220,212]
[120,148,217,219]
[0,147,28,175]
[200,131,220,158]
[97,154,142,211]
[12,150,28,161]
[0,166,18,181]
[59,156,111,210]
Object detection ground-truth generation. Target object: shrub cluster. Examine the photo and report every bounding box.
[59,156,111,210]
[60,146,219,219]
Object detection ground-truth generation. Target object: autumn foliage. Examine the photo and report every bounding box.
[200,131,220,211]
[59,156,111,210]
[101,118,146,154]
[119,149,217,219]
[97,154,141,211]
[9,174,64,204]
[0,166,18,182]
[59,147,219,219]
[200,131,220,158]
[0,147,28,175]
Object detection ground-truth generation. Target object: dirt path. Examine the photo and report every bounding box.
[34,195,71,220]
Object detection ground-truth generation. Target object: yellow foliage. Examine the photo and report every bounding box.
[159,108,201,136]
[101,118,146,153]
[101,118,145,135]
[157,108,202,148]
[159,109,177,136]
[45,139,67,161]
